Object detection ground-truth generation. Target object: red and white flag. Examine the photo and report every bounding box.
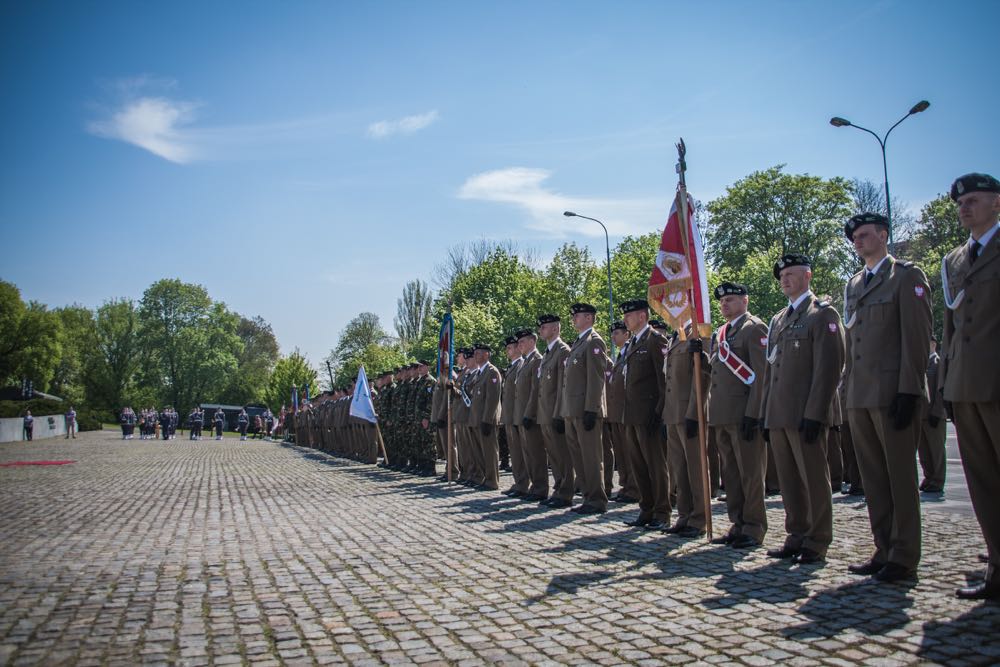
[648,189,711,339]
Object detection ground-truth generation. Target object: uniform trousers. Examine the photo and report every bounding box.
[465,425,486,484]
[666,423,708,530]
[541,424,574,502]
[610,422,638,499]
[601,422,614,496]
[518,424,549,498]
[849,407,922,569]
[626,423,672,521]
[714,424,767,542]
[916,409,947,489]
[437,427,459,478]
[827,428,844,490]
[952,402,1000,584]
[770,427,833,555]
[765,441,780,493]
[505,424,530,493]
[455,425,473,482]
[565,416,608,511]
[473,427,500,489]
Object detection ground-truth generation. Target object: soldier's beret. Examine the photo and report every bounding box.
[844,212,889,241]
[620,299,649,314]
[514,328,536,340]
[570,302,597,315]
[473,342,492,352]
[461,348,474,359]
[611,320,628,333]
[773,253,811,280]
[714,282,748,299]
[650,319,667,330]
[951,172,1000,201]
[417,359,431,366]
[537,313,560,325]
[504,335,518,346]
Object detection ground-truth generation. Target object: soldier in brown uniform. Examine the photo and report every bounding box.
[619,300,671,529]
[661,322,711,538]
[917,337,946,494]
[708,282,769,549]
[501,335,528,496]
[470,343,502,490]
[940,172,1000,600]
[761,254,845,565]
[559,303,610,514]
[842,213,932,583]
[530,314,573,508]
[607,322,639,503]
[515,328,548,501]
[451,349,475,484]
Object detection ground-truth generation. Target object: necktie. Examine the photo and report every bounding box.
[971,241,982,264]
[864,270,874,286]
[786,304,795,319]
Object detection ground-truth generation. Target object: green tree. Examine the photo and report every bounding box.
[394,279,432,353]
[220,315,280,405]
[0,280,63,391]
[265,350,318,411]
[334,342,408,387]
[85,298,142,410]
[51,305,96,403]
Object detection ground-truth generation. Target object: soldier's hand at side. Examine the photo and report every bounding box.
[553,418,566,435]
[888,393,919,430]
[583,411,597,431]
[522,417,535,429]
[799,418,822,443]
[480,422,492,436]
[928,415,940,428]
[660,423,668,440]
[436,419,447,428]
[943,401,954,422]
[762,428,770,443]
[422,418,429,430]
[685,418,699,439]
[739,416,758,441]
[647,414,662,436]
[687,339,703,354]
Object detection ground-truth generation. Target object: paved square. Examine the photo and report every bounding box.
[0,431,997,666]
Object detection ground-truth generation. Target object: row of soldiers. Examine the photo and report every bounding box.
[291,171,998,602]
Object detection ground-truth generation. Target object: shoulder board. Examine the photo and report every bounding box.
[816,300,831,308]
[898,260,915,268]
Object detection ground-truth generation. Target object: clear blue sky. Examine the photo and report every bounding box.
[2,1,997,367]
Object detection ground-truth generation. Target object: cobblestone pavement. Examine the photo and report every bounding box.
[1,430,997,667]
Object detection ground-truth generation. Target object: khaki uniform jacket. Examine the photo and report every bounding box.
[431,379,446,423]
[607,345,626,424]
[844,257,932,408]
[514,350,542,424]
[761,296,845,430]
[940,234,1000,402]
[558,328,608,419]
[708,313,769,426]
[529,339,570,425]
[662,330,711,425]
[470,362,502,425]
[452,369,472,425]
[500,359,522,426]
[622,327,667,426]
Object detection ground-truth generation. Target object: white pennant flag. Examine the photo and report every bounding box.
[349,365,378,423]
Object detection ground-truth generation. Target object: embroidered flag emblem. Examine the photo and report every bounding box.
[760,336,768,347]
[828,322,838,333]
[914,286,925,298]
[593,347,601,354]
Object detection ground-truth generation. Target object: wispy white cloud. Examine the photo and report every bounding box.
[457,167,665,238]
[367,110,440,139]
[88,96,199,163]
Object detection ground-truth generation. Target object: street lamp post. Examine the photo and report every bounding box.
[564,211,614,356]
[830,100,930,246]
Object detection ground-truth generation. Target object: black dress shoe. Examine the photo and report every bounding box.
[793,548,824,564]
[672,526,705,539]
[956,581,1000,600]
[624,516,652,527]
[618,495,639,504]
[730,535,761,550]
[848,485,865,496]
[661,523,686,534]
[767,546,800,559]
[711,534,735,545]
[547,498,572,508]
[643,519,666,530]
[573,504,606,515]
[978,553,990,564]
[848,559,886,576]
[873,562,918,583]
[921,485,944,494]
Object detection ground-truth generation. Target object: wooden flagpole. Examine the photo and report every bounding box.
[676,139,714,541]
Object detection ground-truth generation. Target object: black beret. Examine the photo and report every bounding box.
[714,282,748,299]
[537,313,560,325]
[649,319,667,330]
[570,302,597,315]
[461,348,474,358]
[473,342,492,352]
[504,335,518,346]
[773,253,811,280]
[844,212,889,241]
[951,173,1000,201]
[611,320,628,333]
[514,328,536,340]
[619,299,649,314]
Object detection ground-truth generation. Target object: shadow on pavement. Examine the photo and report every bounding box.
[780,578,916,639]
[918,602,1000,663]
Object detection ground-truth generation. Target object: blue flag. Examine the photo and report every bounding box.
[349,365,377,423]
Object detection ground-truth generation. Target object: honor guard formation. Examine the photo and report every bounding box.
[282,172,999,602]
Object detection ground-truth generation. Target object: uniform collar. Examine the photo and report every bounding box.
[971,222,1000,247]
[788,290,814,311]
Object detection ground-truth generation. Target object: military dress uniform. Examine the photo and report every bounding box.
[620,302,671,527]
[843,214,932,579]
[530,318,573,506]
[558,306,609,514]
[514,334,548,500]
[501,341,529,495]
[606,328,638,502]
[761,254,845,563]
[708,283,769,547]
[939,173,1000,599]
[917,349,947,492]
[470,347,502,489]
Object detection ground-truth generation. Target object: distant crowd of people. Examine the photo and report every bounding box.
[116,406,276,441]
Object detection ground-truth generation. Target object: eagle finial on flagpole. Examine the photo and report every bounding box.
[675,138,687,188]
